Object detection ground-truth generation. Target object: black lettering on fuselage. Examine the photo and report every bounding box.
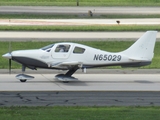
[93,54,121,61]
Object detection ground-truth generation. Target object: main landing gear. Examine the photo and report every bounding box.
[55,66,79,83]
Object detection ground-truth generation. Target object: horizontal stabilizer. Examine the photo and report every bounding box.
[129,57,150,61]
[121,61,151,67]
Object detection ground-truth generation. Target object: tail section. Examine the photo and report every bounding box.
[121,31,157,61]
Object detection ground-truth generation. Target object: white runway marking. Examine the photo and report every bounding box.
[1,19,160,26]
[0,31,160,41]
[0,74,160,91]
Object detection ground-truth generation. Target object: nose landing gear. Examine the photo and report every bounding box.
[15,65,34,82]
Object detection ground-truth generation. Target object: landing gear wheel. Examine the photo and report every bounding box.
[63,81,69,83]
[20,79,27,82]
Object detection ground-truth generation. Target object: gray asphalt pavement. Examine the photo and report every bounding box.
[0,91,160,106]
[0,6,160,15]
[1,73,160,91]
[1,73,160,106]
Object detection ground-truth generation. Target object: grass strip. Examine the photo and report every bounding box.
[1,41,160,69]
[0,106,160,120]
[0,0,160,6]
[0,25,159,31]
[1,14,160,19]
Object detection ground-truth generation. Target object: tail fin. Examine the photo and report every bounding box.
[121,31,157,61]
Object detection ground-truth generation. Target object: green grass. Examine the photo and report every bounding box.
[1,41,160,69]
[0,14,79,19]
[1,13,160,19]
[0,25,159,31]
[0,0,160,6]
[0,106,160,120]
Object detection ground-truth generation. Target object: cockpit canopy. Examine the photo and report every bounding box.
[41,44,54,50]
[55,44,70,52]
[41,43,86,54]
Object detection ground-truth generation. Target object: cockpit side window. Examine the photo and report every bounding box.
[55,44,70,52]
[41,44,54,52]
[73,47,85,54]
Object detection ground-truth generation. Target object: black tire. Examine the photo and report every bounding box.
[63,81,69,83]
[20,79,27,82]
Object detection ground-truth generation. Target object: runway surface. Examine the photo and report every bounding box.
[0,73,160,106]
[0,31,160,41]
[0,6,160,15]
[1,91,160,106]
[0,74,160,91]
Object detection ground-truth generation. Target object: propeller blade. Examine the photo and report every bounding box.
[9,59,11,74]
[9,41,11,53]
[9,41,12,74]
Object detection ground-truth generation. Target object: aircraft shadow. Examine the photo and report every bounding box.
[1,80,154,86]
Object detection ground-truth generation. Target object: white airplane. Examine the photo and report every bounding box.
[2,31,157,83]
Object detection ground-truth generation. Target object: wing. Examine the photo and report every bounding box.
[51,61,83,69]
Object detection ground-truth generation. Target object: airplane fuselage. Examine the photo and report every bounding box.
[11,42,151,70]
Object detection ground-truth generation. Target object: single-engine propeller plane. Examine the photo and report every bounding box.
[2,31,157,83]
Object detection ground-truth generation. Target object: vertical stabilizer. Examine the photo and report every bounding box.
[121,31,157,61]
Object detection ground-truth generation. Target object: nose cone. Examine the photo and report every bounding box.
[2,53,12,59]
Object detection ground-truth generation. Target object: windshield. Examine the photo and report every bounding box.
[41,44,54,50]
